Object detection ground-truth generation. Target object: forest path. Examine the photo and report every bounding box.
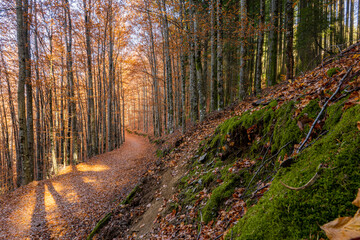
[0,133,155,240]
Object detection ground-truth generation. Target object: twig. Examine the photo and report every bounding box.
[197,210,203,240]
[243,141,292,198]
[297,65,355,154]
[280,164,323,191]
[251,183,271,197]
[302,130,329,150]
[214,233,224,240]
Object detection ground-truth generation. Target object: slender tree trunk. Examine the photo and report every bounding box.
[339,0,344,45]
[64,0,78,164]
[217,0,224,109]
[107,0,114,152]
[268,0,279,86]
[189,0,198,121]
[194,5,205,120]
[180,0,186,132]
[16,0,29,186]
[285,0,295,81]
[210,0,218,111]
[255,0,265,95]
[349,0,354,44]
[239,0,247,99]
[162,0,174,132]
[25,0,34,185]
[84,0,96,157]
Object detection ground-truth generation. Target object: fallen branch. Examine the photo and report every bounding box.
[297,65,355,153]
[280,164,323,191]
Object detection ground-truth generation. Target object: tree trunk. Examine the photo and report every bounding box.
[239,0,247,99]
[285,0,295,82]
[254,0,265,94]
[84,0,96,157]
[162,0,174,133]
[210,0,218,111]
[217,0,224,109]
[268,0,279,86]
[107,0,114,152]
[189,0,198,121]
[349,0,354,44]
[16,0,30,187]
[180,0,186,132]
[194,5,205,120]
[64,0,78,164]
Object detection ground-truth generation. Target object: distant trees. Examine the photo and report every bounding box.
[128,0,360,137]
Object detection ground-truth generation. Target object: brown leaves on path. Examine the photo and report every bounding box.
[0,133,155,240]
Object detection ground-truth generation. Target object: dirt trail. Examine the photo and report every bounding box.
[0,134,154,240]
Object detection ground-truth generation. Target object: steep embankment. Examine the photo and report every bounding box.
[94,42,360,239]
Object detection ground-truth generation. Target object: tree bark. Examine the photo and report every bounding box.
[254,0,265,94]
[268,0,279,86]
[239,0,247,99]
[285,0,294,82]
[210,0,218,111]
[217,0,224,109]
[16,0,30,186]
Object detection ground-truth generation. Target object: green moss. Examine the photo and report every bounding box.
[326,67,341,77]
[202,178,238,223]
[87,212,112,240]
[299,99,321,119]
[121,185,140,205]
[324,99,346,130]
[156,149,164,158]
[227,105,360,240]
[272,101,302,156]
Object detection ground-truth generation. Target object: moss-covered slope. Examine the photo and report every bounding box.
[178,98,360,239]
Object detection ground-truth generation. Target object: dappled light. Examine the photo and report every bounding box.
[0,135,154,239]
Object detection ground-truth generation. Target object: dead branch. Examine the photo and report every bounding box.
[297,65,355,153]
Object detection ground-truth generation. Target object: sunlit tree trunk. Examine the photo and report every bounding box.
[84,0,96,157]
[64,0,78,164]
[16,0,30,186]
[107,0,114,152]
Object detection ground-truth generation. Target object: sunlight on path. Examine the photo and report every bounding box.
[0,134,154,240]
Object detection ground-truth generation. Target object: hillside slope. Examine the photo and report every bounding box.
[92,42,360,239]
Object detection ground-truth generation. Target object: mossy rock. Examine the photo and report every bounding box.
[227,105,360,240]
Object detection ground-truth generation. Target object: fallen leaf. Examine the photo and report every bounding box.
[321,189,360,240]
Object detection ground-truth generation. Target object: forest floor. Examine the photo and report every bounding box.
[0,133,155,240]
